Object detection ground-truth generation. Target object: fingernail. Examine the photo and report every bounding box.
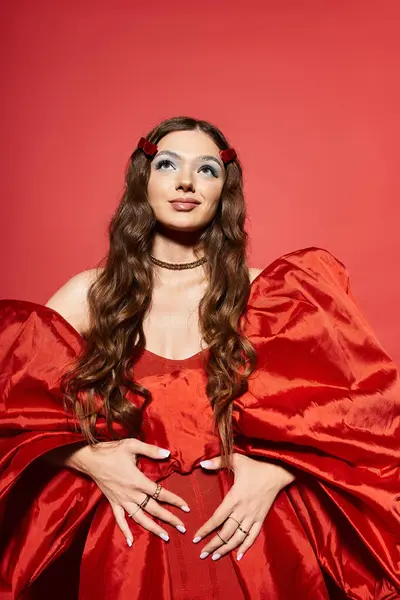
[158,448,170,458]
[176,525,186,533]
[159,533,169,542]
[126,537,133,547]
[200,552,209,559]
[181,505,190,513]
[193,536,202,543]
[212,553,221,561]
[237,553,243,561]
[200,460,213,468]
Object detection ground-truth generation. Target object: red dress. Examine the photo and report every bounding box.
[0,247,399,599]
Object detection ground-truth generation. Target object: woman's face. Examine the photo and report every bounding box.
[147,129,226,232]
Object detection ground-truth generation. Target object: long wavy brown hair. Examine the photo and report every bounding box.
[61,116,257,467]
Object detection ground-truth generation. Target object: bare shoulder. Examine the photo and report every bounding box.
[45,268,103,334]
[249,267,264,284]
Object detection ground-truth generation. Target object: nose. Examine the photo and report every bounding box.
[176,165,195,193]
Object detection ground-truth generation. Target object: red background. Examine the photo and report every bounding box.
[1,0,399,364]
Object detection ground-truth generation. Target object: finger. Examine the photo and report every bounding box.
[210,519,254,560]
[130,473,191,514]
[142,498,187,533]
[127,438,171,460]
[193,492,235,542]
[151,482,191,513]
[128,505,170,542]
[199,456,222,470]
[111,502,134,547]
[235,521,263,561]
[198,518,239,557]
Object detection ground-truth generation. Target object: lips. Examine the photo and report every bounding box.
[169,197,201,205]
[170,203,199,212]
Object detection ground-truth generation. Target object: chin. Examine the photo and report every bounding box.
[154,210,207,227]
[166,221,207,233]
[156,216,209,233]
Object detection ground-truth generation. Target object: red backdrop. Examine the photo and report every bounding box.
[1,0,399,364]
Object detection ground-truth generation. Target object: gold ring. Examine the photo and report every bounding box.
[227,516,242,526]
[237,525,250,536]
[140,494,151,510]
[152,483,162,501]
[128,505,141,518]
[217,531,228,544]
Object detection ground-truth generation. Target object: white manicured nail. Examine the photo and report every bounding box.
[176,525,186,533]
[126,537,133,547]
[159,533,169,542]
[237,553,243,561]
[193,536,202,543]
[200,460,213,468]
[200,552,209,559]
[212,553,221,561]
[158,448,170,458]
[181,505,190,513]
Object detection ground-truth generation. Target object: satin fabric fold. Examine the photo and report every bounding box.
[0,247,399,599]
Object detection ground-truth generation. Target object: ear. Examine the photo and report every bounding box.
[200,456,222,470]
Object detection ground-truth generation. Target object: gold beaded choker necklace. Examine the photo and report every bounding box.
[150,255,207,271]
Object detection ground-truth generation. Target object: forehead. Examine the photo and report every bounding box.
[157,130,220,157]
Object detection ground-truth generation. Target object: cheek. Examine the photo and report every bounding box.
[147,174,170,202]
[202,180,224,204]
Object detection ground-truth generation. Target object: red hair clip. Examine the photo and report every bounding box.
[220,147,237,164]
[137,137,158,158]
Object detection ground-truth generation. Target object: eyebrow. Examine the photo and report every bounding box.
[154,150,224,169]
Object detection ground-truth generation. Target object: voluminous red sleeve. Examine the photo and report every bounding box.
[0,300,102,598]
[234,247,400,596]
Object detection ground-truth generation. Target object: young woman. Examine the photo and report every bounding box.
[0,116,399,599]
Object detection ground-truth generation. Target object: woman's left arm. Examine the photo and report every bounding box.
[194,248,400,591]
[192,453,295,561]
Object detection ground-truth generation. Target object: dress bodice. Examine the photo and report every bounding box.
[130,349,219,480]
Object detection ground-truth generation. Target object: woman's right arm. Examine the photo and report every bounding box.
[43,272,190,545]
[45,268,100,334]
[43,442,96,475]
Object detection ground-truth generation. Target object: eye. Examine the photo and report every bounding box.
[200,165,219,178]
[155,159,175,171]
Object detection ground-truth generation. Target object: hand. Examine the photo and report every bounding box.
[193,453,295,561]
[46,439,190,547]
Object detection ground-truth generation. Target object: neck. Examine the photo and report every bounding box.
[151,226,204,264]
